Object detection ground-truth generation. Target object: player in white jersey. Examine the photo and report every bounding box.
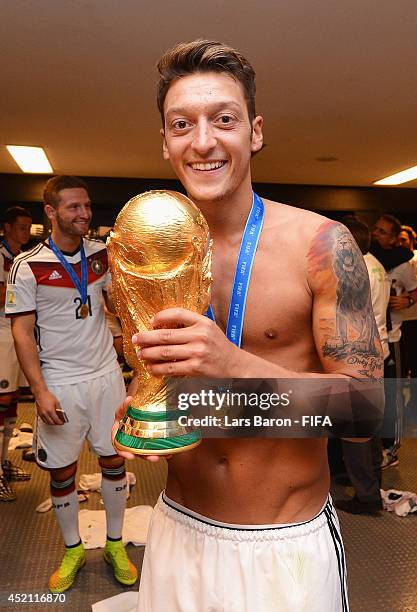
[0,206,32,502]
[6,176,138,593]
[8,238,118,384]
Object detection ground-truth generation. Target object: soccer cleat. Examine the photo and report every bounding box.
[2,460,31,481]
[48,543,86,593]
[103,540,138,586]
[0,474,17,502]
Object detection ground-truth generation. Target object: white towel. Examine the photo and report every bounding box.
[8,431,33,450]
[79,471,136,500]
[79,472,102,491]
[91,591,139,612]
[79,504,153,548]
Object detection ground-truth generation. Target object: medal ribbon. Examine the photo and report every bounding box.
[1,239,16,260]
[206,192,264,348]
[48,236,88,305]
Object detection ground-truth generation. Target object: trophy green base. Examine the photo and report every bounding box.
[114,406,202,456]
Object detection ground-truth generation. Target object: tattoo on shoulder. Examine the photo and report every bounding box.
[308,222,382,376]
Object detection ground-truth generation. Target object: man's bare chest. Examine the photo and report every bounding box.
[210,247,312,353]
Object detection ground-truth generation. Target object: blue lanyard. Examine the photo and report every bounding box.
[206,192,264,348]
[1,240,16,260]
[48,236,88,304]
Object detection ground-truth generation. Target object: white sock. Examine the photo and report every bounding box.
[101,476,127,540]
[51,490,81,547]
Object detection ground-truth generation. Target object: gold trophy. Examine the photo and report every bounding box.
[107,190,212,455]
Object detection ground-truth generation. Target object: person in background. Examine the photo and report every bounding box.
[397,225,417,257]
[105,305,124,358]
[335,216,389,515]
[397,225,417,412]
[371,214,417,468]
[0,206,32,501]
[6,176,138,592]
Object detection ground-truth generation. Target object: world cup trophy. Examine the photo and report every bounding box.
[107,190,212,455]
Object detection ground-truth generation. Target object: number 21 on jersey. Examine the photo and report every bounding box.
[74,295,92,319]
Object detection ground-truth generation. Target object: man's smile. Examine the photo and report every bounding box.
[188,161,227,172]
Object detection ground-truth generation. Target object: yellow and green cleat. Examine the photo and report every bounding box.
[103,540,138,586]
[48,542,86,593]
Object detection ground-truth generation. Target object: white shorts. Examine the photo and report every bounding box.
[34,367,125,469]
[138,492,349,612]
[0,324,20,394]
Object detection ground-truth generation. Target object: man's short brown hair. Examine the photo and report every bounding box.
[400,225,416,249]
[379,214,402,238]
[157,39,257,125]
[3,206,32,228]
[43,175,88,208]
[342,215,371,255]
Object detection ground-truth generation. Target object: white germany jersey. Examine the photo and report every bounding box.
[5,238,118,384]
[0,243,15,331]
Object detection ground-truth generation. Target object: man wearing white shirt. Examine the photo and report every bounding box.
[397,225,417,411]
[6,176,138,592]
[371,215,417,467]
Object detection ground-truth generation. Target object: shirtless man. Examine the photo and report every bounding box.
[115,40,383,612]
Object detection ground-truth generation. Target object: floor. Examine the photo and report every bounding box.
[1,402,417,611]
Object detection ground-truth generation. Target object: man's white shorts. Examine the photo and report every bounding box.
[0,324,20,394]
[137,492,349,612]
[34,367,125,469]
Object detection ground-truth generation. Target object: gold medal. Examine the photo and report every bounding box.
[79,303,89,319]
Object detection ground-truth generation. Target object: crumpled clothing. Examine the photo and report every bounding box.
[8,431,33,450]
[92,591,138,612]
[78,472,102,491]
[381,488,417,517]
[79,505,153,548]
[79,471,136,500]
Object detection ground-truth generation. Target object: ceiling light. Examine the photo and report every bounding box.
[6,145,53,173]
[374,165,417,186]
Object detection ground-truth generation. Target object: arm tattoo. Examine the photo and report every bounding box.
[309,222,383,378]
